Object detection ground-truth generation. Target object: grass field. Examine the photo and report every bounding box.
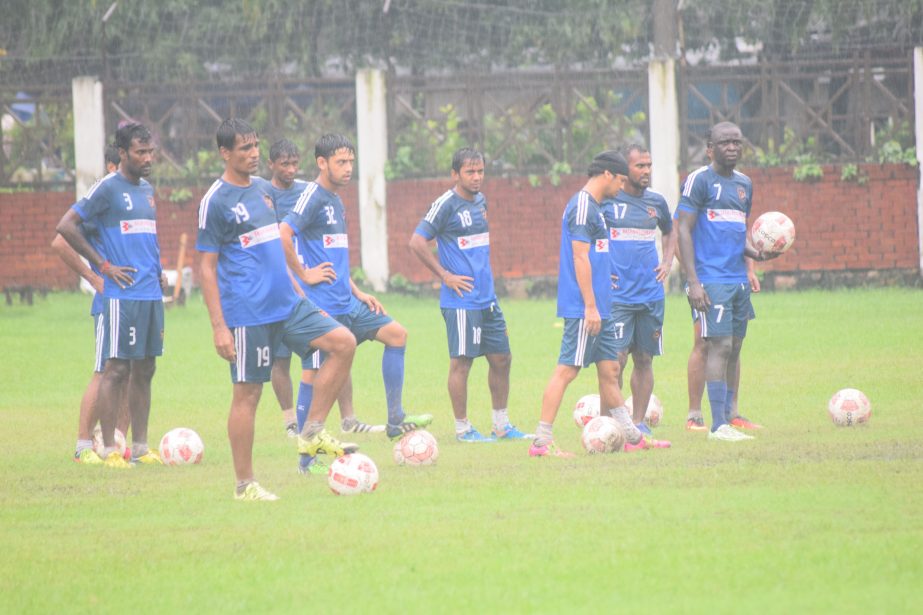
[1,288,922,613]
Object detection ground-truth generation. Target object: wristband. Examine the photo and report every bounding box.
[100,261,112,275]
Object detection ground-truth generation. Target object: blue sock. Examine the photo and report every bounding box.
[706,381,728,432]
[724,388,736,422]
[636,422,652,436]
[382,346,406,426]
[296,382,313,431]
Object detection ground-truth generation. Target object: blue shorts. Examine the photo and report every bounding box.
[557,317,619,368]
[101,298,164,361]
[689,282,754,338]
[442,303,511,359]
[302,300,393,369]
[93,313,106,373]
[230,299,341,383]
[610,300,664,356]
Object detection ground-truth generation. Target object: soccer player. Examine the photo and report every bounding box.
[676,121,779,442]
[280,133,431,472]
[265,138,383,439]
[55,124,163,468]
[409,147,529,443]
[600,144,673,449]
[197,119,358,500]
[530,150,647,458]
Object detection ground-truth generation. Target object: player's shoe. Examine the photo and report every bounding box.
[610,407,644,445]
[234,482,279,501]
[341,417,386,434]
[456,427,497,443]
[491,424,533,440]
[103,451,133,469]
[74,448,103,465]
[285,422,299,438]
[386,413,434,440]
[132,449,163,465]
[707,424,755,442]
[297,430,359,457]
[685,417,707,431]
[297,454,329,476]
[730,415,763,430]
[528,440,575,458]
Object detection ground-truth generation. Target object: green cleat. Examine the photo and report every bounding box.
[234,481,279,501]
[297,429,359,457]
[74,448,104,465]
[386,413,434,440]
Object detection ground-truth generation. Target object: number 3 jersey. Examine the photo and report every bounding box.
[72,172,162,300]
[196,178,298,328]
[414,189,497,310]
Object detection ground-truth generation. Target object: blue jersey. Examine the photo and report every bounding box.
[266,179,309,222]
[281,182,353,315]
[81,220,105,315]
[677,166,752,284]
[414,189,496,310]
[602,189,673,303]
[72,172,162,300]
[196,178,299,328]
[557,190,611,319]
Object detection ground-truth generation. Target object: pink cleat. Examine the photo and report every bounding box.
[529,441,576,458]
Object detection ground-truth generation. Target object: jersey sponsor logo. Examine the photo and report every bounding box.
[706,208,746,224]
[594,238,609,253]
[457,232,489,250]
[239,223,281,248]
[323,233,348,248]
[119,219,157,234]
[609,227,656,241]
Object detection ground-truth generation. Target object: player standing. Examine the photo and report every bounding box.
[676,121,779,442]
[601,145,673,449]
[197,119,357,500]
[56,124,164,468]
[409,148,529,442]
[530,150,647,458]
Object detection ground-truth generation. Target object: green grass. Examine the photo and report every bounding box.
[1,289,922,613]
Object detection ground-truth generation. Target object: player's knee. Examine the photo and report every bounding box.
[104,359,132,382]
[488,352,511,371]
[328,328,357,357]
[450,357,473,376]
[632,352,653,370]
[383,321,407,347]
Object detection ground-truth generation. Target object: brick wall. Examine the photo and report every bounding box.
[0,164,918,290]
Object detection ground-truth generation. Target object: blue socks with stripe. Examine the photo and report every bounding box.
[706,380,728,432]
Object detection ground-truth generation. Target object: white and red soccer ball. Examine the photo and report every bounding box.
[581,416,626,454]
[328,453,379,495]
[750,211,795,254]
[573,394,601,428]
[625,393,664,428]
[92,426,129,460]
[159,427,205,465]
[393,430,439,466]
[828,388,871,426]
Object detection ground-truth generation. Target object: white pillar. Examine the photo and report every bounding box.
[914,47,923,274]
[71,76,106,200]
[648,57,681,214]
[355,68,390,292]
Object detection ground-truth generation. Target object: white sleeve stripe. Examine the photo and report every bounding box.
[292,182,319,216]
[681,167,707,198]
[83,172,116,200]
[197,180,223,229]
[424,190,454,224]
[575,191,588,225]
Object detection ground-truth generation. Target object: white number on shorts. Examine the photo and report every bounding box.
[714,304,725,323]
[614,322,625,339]
[128,326,137,345]
[457,210,473,227]
[713,183,722,201]
[232,203,250,223]
[122,193,134,211]
[324,206,337,225]
[256,346,270,367]
[472,327,481,344]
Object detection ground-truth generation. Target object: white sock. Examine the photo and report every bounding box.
[492,408,509,429]
[131,442,148,458]
[534,421,553,445]
[281,408,296,425]
[76,439,94,454]
[455,418,472,434]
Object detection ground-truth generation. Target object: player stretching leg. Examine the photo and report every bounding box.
[676,122,779,442]
[531,151,646,457]
[601,145,673,450]
[197,119,357,501]
[409,148,528,443]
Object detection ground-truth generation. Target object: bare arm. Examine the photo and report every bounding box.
[572,240,601,336]
[51,233,104,293]
[279,222,335,285]
[655,227,676,283]
[746,256,761,293]
[677,209,710,311]
[55,209,135,289]
[199,251,236,362]
[408,232,473,297]
[350,277,384,314]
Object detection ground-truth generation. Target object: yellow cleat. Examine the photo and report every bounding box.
[74,448,104,465]
[133,449,163,465]
[103,451,133,469]
[234,481,279,501]
[297,429,359,457]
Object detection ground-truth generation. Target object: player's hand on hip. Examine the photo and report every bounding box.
[584,305,602,336]
[213,326,236,362]
[101,263,137,289]
[303,262,336,285]
[444,273,474,297]
[358,292,385,315]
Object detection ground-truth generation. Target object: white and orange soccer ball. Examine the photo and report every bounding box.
[750,211,796,254]
[158,427,205,465]
[93,426,128,460]
[828,388,872,426]
[393,430,439,466]
[573,394,601,428]
[328,453,379,495]
[581,416,625,454]
[625,393,664,428]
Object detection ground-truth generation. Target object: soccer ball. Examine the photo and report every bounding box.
[581,416,625,454]
[159,427,205,465]
[328,453,379,495]
[750,211,796,254]
[393,430,439,466]
[573,394,601,428]
[828,388,871,426]
[92,425,128,459]
[625,393,664,427]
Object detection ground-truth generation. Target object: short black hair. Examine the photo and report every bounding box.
[623,143,649,157]
[587,150,628,177]
[315,133,355,160]
[115,123,152,152]
[269,138,300,162]
[104,143,120,168]
[217,118,257,151]
[451,148,484,173]
[707,121,740,146]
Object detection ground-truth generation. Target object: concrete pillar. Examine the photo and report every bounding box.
[914,48,923,274]
[355,68,390,292]
[71,76,106,199]
[648,57,681,212]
